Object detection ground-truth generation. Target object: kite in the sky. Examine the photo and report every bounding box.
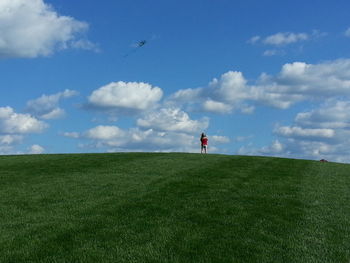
[123,40,147,58]
[137,40,147,47]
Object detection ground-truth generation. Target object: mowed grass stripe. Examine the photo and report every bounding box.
[290,161,350,262]
[0,153,349,262]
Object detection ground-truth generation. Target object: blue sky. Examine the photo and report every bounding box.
[2,0,350,162]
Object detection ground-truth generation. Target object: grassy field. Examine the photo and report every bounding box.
[0,153,349,262]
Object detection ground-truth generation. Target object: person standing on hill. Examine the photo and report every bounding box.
[200,133,208,154]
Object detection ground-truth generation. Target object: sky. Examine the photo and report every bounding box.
[1,0,350,162]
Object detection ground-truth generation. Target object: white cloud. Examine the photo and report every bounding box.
[202,100,233,114]
[0,107,47,155]
[241,99,350,162]
[260,60,350,99]
[0,134,23,145]
[26,89,78,119]
[168,71,256,113]
[170,87,203,103]
[295,100,350,129]
[261,140,284,154]
[70,123,227,153]
[88,81,163,113]
[241,59,350,109]
[237,140,285,157]
[0,107,47,134]
[121,129,200,152]
[168,59,350,114]
[169,71,249,108]
[263,32,309,46]
[0,107,12,118]
[79,126,200,152]
[251,138,350,163]
[29,144,45,154]
[275,126,335,139]
[249,30,326,56]
[295,140,333,158]
[84,125,125,141]
[40,108,65,120]
[210,71,249,103]
[0,0,95,58]
[137,108,209,133]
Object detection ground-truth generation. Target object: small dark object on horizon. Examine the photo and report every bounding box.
[320,159,328,162]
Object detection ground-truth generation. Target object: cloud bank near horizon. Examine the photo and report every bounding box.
[3,56,350,161]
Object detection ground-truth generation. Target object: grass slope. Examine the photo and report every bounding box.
[0,153,349,262]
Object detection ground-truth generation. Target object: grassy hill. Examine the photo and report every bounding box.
[0,153,349,262]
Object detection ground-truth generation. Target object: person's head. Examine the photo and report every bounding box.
[201,132,206,138]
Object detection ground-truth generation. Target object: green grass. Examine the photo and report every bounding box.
[0,153,349,262]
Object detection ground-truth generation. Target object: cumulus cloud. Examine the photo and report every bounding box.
[170,87,203,103]
[0,0,96,58]
[0,107,47,155]
[169,71,255,114]
[240,99,350,162]
[275,126,335,140]
[29,144,45,154]
[0,134,23,145]
[78,125,199,152]
[67,123,229,153]
[202,100,233,114]
[209,71,249,102]
[137,108,209,133]
[0,106,47,134]
[170,59,350,114]
[295,100,350,129]
[170,69,293,111]
[40,108,66,120]
[85,125,125,141]
[26,89,78,119]
[259,59,350,98]
[88,81,163,113]
[238,140,284,157]
[261,140,285,154]
[245,137,350,163]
